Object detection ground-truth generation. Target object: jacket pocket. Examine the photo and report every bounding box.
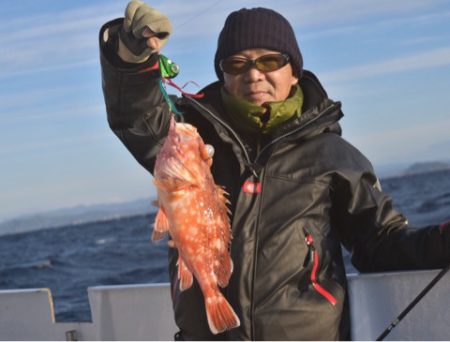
[303,229,337,306]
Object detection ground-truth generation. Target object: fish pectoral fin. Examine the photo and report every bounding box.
[162,156,198,184]
[152,207,170,241]
[177,257,193,291]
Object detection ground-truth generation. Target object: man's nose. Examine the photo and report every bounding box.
[244,66,265,82]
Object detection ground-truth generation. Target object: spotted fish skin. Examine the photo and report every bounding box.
[152,117,240,334]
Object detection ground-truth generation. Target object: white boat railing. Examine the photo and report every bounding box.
[0,269,449,340]
[347,269,450,340]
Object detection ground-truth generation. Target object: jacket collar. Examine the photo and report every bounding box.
[192,70,343,142]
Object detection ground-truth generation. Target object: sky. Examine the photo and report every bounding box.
[1,0,450,222]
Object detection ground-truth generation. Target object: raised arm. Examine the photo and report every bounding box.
[99,1,173,173]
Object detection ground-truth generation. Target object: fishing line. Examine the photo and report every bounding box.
[174,0,222,30]
[376,263,450,340]
[153,0,223,116]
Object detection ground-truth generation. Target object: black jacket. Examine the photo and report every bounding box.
[99,19,450,340]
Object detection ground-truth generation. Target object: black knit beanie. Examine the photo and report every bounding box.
[214,7,303,81]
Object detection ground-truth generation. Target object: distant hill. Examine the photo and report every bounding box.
[0,198,156,236]
[2,159,449,236]
[376,160,450,179]
[376,162,411,179]
[403,161,450,176]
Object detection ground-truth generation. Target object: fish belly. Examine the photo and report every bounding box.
[167,189,240,334]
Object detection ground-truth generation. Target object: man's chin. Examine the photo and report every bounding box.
[244,94,271,106]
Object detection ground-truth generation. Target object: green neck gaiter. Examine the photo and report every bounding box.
[221,85,303,134]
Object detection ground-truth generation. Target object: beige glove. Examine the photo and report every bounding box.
[118,0,172,63]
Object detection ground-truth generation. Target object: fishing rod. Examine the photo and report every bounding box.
[376,262,450,341]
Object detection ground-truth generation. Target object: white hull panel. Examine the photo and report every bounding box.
[0,270,449,340]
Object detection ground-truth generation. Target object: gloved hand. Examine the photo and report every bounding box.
[118,0,172,63]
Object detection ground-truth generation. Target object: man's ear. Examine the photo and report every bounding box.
[291,74,299,85]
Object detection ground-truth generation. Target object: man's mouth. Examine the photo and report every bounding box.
[245,90,269,99]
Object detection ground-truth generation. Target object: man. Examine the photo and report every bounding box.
[99,1,450,339]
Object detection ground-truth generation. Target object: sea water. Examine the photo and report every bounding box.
[0,170,449,322]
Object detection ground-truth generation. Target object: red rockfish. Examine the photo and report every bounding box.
[152,117,240,334]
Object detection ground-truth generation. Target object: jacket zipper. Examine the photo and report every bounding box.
[185,97,340,178]
[254,102,340,166]
[305,233,337,305]
[185,97,340,335]
[184,96,258,178]
[249,167,266,340]
[185,96,262,339]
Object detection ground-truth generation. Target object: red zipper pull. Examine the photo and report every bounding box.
[305,233,337,306]
[242,180,261,193]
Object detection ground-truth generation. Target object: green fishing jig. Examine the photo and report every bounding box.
[159,54,180,79]
[158,54,182,115]
[157,54,203,115]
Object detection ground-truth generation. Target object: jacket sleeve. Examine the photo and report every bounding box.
[99,18,172,173]
[331,149,450,272]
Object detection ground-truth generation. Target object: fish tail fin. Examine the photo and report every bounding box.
[205,292,240,335]
[216,256,233,288]
[177,257,193,291]
[152,207,169,241]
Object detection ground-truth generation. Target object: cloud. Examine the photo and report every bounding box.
[163,0,448,38]
[0,82,99,111]
[0,132,112,158]
[320,46,450,83]
[1,101,105,124]
[1,0,448,78]
[350,117,450,163]
[400,36,444,46]
[0,2,122,78]
[286,0,446,26]
[0,2,123,46]
[300,10,450,41]
[0,58,98,79]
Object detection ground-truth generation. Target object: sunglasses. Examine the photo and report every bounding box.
[219,53,290,75]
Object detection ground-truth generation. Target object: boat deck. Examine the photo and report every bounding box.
[0,269,449,340]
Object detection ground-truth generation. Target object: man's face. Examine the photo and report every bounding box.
[223,48,298,106]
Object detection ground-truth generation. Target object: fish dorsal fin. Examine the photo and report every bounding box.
[211,185,233,287]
